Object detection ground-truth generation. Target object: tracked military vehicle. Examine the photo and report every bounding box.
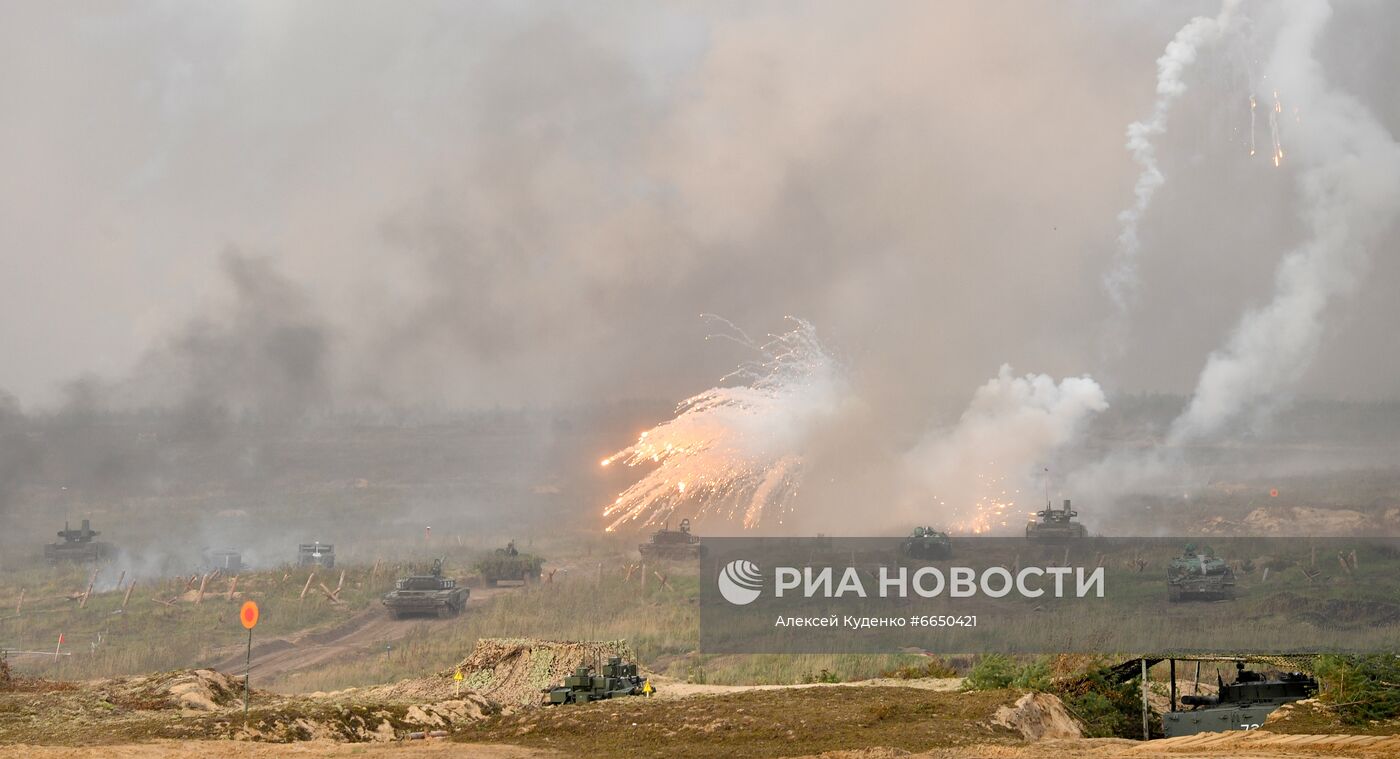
[382,558,470,619]
[1163,662,1316,737]
[1168,544,1236,602]
[544,657,649,705]
[638,518,705,560]
[1025,499,1087,542]
[899,526,952,560]
[297,541,335,568]
[44,520,112,563]
[476,541,543,587]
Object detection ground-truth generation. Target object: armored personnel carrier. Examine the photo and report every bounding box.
[44,520,113,563]
[1025,499,1087,542]
[476,541,543,587]
[638,518,705,560]
[544,657,649,705]
[1163,662,1317,737]
[297,541,335,568]
[382,558,470,619]
[899,526,952,560]
[1168,544,1236,602]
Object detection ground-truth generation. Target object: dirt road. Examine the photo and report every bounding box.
[3,732,1397,759]
[207,587,511,681]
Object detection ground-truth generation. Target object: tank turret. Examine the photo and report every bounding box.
[383,557,470,618]
[44,519,113,563]
[638,517,705,560]
[1025,499,1087,542]
[1167,544,1236,602]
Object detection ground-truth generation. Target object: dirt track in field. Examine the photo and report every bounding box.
[3,732,1399,759]
[206,587,512,681]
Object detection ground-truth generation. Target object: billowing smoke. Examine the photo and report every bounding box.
[905,366,1107,533]
[1169,0,1400,443]
[1104,0,1243,318]
[602,317,845,531]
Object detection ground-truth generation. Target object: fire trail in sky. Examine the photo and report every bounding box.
[602,317,843,532]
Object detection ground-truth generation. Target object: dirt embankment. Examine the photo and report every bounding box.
[447,638,635,707]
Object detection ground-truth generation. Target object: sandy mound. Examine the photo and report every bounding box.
[988,692,1084,740]
[98,669,244,712]
[447,637,636,707]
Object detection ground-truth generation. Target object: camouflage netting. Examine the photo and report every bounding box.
[446,638,636,707]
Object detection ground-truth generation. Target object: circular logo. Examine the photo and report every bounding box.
[717,559,763,605]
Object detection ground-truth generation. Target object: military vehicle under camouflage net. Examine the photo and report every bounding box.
[476,541,543,587]
[899,526,952,560]
[383,558,470,619]
[44,520,113,563]
[1025,499,1087,542]
[544,657,649,705]
[1163,662,1316,737]
[297,541,335,568]
[638,518,705,560]
[1168,544,1236,602]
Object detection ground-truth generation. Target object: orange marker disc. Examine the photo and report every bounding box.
[240,600,260,629]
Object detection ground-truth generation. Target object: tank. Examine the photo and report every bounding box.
[297,541,336,568]
[638,518,705,560]
[1025,499,1087,542]
[43,520,113,563]
[899,526,952,560]
[544,657,649,705]
[1167,544,1236,602]
[475,541,543,587]
[382,558,470,619]
[1163,662,1317,737]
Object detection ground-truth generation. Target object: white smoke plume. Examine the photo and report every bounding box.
[906,366,1107,533]
[1169,0,1400,443]
[602,317,845,532]
[1105,0,1244,315]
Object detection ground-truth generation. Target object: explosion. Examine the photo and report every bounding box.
[602,317,843,531]
[936,469,1021,535]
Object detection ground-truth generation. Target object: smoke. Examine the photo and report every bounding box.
[1168,0,1400,443]
[1105,0,1244,319]
[602,317,846,531]
[905,366,1107,532]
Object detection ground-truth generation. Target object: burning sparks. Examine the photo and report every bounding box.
[601,317,843,531]
[938,469,1020,535]
[1269,91,1284,166]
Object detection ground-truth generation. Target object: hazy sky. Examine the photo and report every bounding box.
[3,0,1398,414]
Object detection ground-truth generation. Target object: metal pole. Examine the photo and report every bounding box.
[1141,658,1150,741]
[244,627,253,725]
[1169,659,1177,712]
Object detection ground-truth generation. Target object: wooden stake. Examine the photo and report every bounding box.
[300,572,316,601]
[121,580,135,610]
[653,571,673,592]
[336,570,345,593]
[317,582,343,604]
[15,588,24,615]
[227,576,239,601]
[115,570,126,592]
[80,571,98,608]
[641,564,647,591]
[195,573,209,604]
